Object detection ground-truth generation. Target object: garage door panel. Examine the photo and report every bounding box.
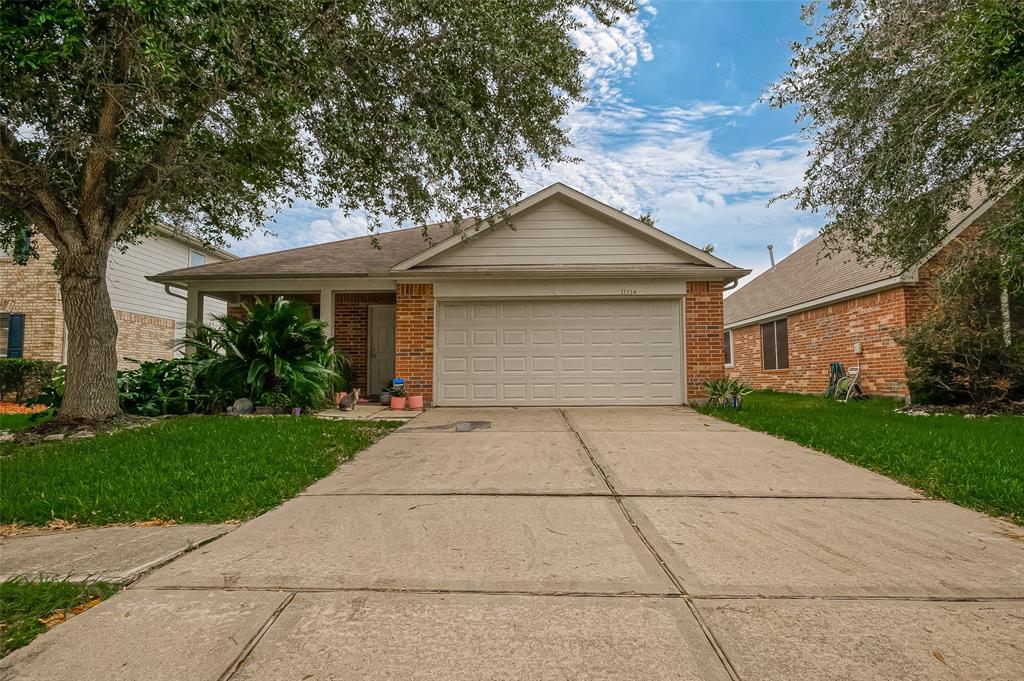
[437,299,683,406]
[472,304,497,319]
[531,329,556,345]
[443,384,468,400]
[561,356,586,373]
[562,329,586,345]
[443,357,468,373]
[472,357,497,373]
[444,329,468,346]
[472,384,497,400]
[503,356,526,373]
[503,330,526,345]
[531,384,557,400]
[502,384,527,400]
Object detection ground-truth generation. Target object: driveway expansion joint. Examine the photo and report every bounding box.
[218,592,296,681]
[558,408,743,681]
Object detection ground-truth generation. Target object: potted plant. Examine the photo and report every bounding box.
[380,383,392,406]
[389,382,407,410]
[407,394,424,411]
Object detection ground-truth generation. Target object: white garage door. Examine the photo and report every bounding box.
[436,299,683,406]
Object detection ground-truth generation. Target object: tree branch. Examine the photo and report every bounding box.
[79,8,139,238]
[0,123,80,250]
[109,90,222,240]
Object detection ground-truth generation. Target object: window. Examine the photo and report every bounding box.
[1,313,25,358]
[761,319,789,370]
[189,250,207,267]
[724,329,733,367]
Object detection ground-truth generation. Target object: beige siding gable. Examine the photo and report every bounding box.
[426,197,702,267]
[107,234,227,340]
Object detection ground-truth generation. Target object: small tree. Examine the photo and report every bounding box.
[0,0,633,421]
[901,247,1024,410]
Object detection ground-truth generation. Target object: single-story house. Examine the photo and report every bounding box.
[1,225,234,367]
[723,187,1013,397]
[152,183,749,406]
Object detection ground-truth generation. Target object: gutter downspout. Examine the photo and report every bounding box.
[164,283,188,302]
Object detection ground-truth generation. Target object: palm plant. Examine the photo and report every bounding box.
[180,297,350,409]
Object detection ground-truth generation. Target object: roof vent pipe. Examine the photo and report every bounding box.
[767,244,776,268]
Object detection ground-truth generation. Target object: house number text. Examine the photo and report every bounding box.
[620,289,638,295]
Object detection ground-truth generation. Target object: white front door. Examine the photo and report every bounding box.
[435,298,683,406]
[367,304,396,395]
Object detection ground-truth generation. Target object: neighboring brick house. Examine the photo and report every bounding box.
[1,226,233,368]
[723,190,1011,398]
[153,183,749,405]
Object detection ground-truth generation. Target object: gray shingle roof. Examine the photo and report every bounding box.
[723,238,899,326]
[154,220,471,280]
[724,184,994,327]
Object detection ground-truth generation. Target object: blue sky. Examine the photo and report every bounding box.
[232,0,824,288]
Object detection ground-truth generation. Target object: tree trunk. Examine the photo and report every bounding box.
[58,246,121,421]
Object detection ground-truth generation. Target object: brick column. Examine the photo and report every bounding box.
[394,283,434,403]
[685,280,725,401]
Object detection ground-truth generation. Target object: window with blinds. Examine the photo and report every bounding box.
[761,319,789,370]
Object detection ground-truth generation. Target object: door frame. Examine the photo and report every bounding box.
[366,304,396,395]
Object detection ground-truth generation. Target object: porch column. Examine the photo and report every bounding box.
[184,286,205,355]
[320,288,335,339]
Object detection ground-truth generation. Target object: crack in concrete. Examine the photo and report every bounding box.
[558,409,744,681]
[219,592,296,681]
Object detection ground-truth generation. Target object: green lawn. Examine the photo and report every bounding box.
[1,579,119,657]
[696,391,1024,523]
[0,416,400,526]
[0,410,54,432]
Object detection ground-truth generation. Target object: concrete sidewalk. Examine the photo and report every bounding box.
[3,406,1022,680]
[0,524,234,584]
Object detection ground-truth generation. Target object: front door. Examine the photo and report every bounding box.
[367,304,396,395]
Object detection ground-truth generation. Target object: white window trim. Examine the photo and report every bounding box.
[724,329,734,368]
[189,249,207,267]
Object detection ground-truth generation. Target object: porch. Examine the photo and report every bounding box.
[183,282,403,398]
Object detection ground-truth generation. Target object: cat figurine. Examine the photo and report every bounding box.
[338,388,361,411]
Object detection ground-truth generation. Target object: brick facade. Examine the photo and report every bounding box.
[726,222,988,398]
[394,283,435,403]
[728,287,910,397]
[0,236,65,361]
[685,280,726,400]
[114,310,176,368]
[333,291,396,394]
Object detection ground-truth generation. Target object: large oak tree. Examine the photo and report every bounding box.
[772,0,1023,286]
[1,0,632,421]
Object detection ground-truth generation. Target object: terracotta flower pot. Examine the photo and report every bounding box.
[334,392,346,407]
[407,395,424,411]
[389,396,407,411]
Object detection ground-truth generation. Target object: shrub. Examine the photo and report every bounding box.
[181,297,350,409]
[901,245,1024,411]
[0,359,59,402]
[117,358,197,416]
[702,377,753,408]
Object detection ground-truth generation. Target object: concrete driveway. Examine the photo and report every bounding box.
[4,407,1023,680]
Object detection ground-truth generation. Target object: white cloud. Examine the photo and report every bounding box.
[229,0,823,289]
[789,226,818,252]
[570,1,655,100]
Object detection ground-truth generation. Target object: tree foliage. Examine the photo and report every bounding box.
[0,0,633,420]
[772,0,1024,290]
[2,0,632,244]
